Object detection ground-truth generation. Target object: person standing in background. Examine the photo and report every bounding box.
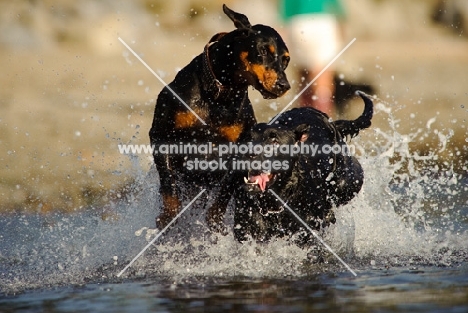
[279,0,346,116]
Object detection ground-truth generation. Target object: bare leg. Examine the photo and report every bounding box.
[299,68,335,117]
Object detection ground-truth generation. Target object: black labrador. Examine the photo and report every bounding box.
[233,91,373,243]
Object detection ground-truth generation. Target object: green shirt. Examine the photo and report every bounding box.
[280,0,346,21]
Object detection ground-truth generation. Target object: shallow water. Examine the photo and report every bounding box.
[1,100,468,312]
[2,267,468,312]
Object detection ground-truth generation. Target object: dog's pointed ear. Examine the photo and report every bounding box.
[294,124,310,142]
[223,4,252,29]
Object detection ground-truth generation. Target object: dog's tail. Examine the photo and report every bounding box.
[333,91,373,138]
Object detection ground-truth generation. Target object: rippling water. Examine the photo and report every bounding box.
[2,266,468,312]
[1,100,468,312]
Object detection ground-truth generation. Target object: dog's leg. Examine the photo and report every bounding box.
[206,194,230,235]
[154,154,181,228]
[205,126,254,235]
[205,170,242,235]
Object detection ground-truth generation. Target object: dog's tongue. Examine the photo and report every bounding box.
[249,173,270,192]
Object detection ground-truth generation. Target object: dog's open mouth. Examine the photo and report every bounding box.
[244,171,276,192]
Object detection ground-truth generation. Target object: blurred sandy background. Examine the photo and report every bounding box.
[1,0,467,213]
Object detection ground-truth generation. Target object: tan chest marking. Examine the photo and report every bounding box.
[174,108,207,129]
[218,124,243,142]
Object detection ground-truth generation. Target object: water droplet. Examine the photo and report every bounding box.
[135,227,148,237]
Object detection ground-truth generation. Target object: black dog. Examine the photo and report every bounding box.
[149,5,290,229]
[233,91,373,243]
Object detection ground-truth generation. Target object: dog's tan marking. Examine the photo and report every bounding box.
[240,51,249,69]
[163,194,180,215]
[175,111,198,128]
[174,108,207,129]
[240,51,278,92]
[156,194,181,228]
[219,124,243,142]
[255,67,278,91]
[268,45,275,54]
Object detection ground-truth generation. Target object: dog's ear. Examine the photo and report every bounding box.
[294,124,310,142]
[223,4,252,29]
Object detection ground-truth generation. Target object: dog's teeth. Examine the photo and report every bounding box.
[244,177,259,185]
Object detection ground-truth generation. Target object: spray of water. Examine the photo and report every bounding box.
[1,98,467,294]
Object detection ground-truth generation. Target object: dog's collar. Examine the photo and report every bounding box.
[201,42,227,99]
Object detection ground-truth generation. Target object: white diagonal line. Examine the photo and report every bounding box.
[268,189,357,276]
[268,38,357,125]
[117,189,206,277]
[118,37,207,126]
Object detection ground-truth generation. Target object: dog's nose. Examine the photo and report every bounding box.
[276,77,290,92]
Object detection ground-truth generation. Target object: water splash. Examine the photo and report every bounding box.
[1,98,467,294]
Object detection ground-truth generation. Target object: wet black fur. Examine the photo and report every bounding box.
[233,92,373,243]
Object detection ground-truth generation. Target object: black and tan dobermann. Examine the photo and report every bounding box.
[149,5,290,230]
